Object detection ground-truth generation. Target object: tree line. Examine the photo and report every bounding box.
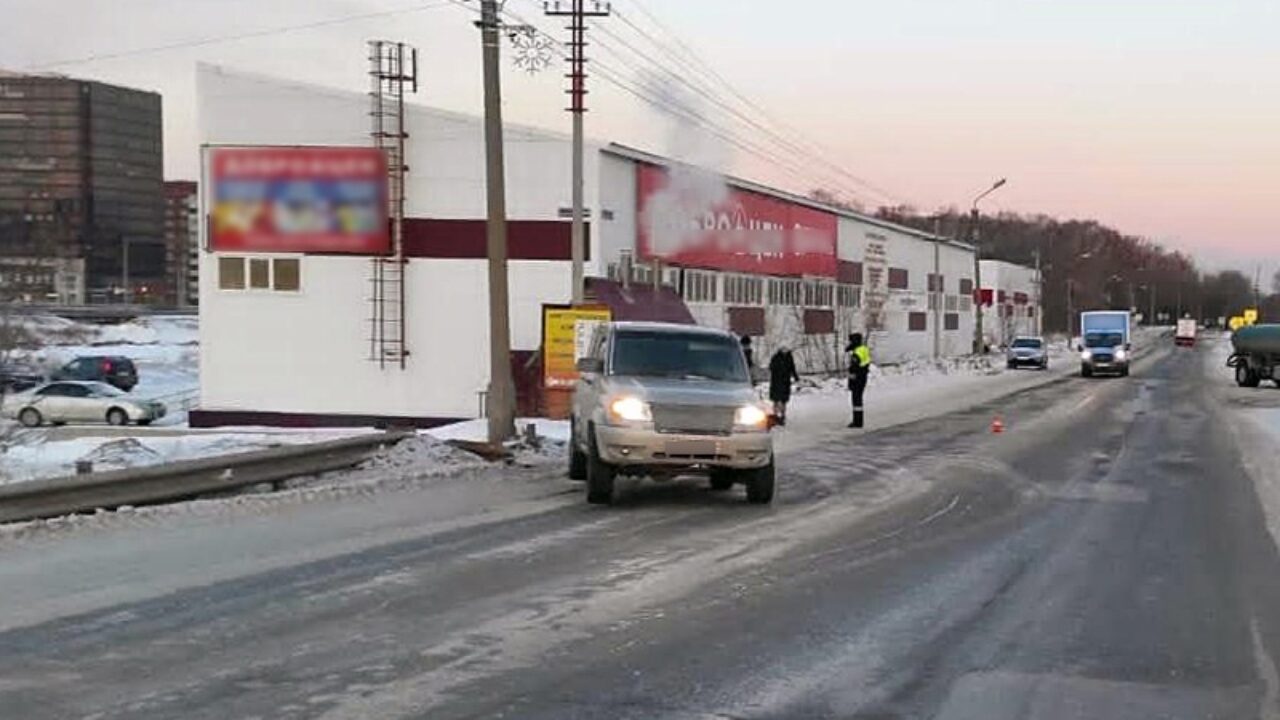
[870,205,1278,333]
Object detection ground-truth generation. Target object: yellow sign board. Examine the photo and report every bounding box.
[543,305,612,389]
[1229,316,1246,331]
[1243,308,1259,325]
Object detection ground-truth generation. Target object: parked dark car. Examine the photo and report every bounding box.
[1,363,44,394]
[50,356,138,391]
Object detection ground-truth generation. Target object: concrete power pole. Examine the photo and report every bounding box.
[479,0,517,443]
[546,0,610,305]
[931,217,941,359]
[971,208,983,354]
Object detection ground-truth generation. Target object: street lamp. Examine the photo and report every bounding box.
[971,178,1007,353]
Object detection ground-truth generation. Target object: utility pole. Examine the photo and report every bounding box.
[1149,284,1157,326]
[1033,248,1042,337]
[546,0,610,305]
[931,217,941,359]
[479,0,516,443]
[121,236,132,305]
[969,178,1006,354]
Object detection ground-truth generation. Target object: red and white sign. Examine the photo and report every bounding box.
[209,146,389,254]
[636,163,837,277]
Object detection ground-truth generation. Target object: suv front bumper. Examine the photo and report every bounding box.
[595,424,772,470]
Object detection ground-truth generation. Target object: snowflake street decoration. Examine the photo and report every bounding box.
[509,26,553,74]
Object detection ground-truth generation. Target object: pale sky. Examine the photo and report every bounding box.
[1,0,1275,280]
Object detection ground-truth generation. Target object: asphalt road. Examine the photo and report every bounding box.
[2,342,1280,719]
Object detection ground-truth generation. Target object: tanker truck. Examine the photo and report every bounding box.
[1228,324,1280,388]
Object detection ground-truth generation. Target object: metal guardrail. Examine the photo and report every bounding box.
[0,431,412,524]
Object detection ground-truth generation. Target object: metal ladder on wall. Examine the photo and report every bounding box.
[367,40,417,368]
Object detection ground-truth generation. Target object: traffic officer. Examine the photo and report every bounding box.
[846,332,871,428]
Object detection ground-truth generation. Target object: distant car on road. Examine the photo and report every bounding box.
[1,381,165,428]
[50,355,138,391]
[1006,336,1048,370]
[570,322,775,505]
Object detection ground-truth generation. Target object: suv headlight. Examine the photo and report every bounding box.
[734,404,769,430]
[1114,348,1128,361]
[608,396,651,423]
[1081,349,1093,360]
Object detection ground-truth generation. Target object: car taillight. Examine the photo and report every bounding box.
[102,360,113,372]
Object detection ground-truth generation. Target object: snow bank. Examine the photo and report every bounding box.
[0,431,356,486]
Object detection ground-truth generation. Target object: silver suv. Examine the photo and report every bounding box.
[570,322,775,505]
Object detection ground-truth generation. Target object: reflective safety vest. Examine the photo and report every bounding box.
[851,344,871,368]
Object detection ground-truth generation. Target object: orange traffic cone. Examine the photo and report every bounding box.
[991,414,1005,434]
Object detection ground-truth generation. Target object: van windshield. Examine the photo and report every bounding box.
[610,331,749,383]
[1084,332,1124,348]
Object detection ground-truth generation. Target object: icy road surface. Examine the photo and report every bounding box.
[2,338,1280,719]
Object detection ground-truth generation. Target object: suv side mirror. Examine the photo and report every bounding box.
[576,357,603,374]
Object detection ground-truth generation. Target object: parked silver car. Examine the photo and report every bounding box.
[1,381,166,427]
[1006,336,1048,370]
[570,322,775,505]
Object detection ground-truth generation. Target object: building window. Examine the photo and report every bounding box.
[959,278,974,295]
[682,270,718,303]
[768,278,801,306]
[960,296,972,312]
[217,255,302,292]
[908,312,928,332]
[803,280,833,308]
[837,284,861,308]
[888,267,909,290]
[249,258,270,289]
[837,260,863,285]
[944,313,960,330]
[218,256,245,290]
[273,258,301,292]
[928,273,944,293]
[945,295,958,312]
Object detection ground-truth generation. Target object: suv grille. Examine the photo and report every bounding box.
[652,404,734,435]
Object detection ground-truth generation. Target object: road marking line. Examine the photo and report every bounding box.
[917,494,961,527]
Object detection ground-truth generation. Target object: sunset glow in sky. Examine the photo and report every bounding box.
[2,0,1275,276]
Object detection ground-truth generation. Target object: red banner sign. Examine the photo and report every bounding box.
[636,163,837,277]
[209,146,389,254]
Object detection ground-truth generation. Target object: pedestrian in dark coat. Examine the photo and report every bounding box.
[740,335,754,368]
[768,346,800,425]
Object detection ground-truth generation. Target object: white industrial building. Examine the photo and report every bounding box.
[193,64,996,428]
[978,259,1042,349]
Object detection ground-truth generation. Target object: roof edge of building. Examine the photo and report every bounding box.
[603,143,974,252]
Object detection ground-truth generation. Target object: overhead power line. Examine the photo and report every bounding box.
[29,0,458,69]
[615,1,906,206]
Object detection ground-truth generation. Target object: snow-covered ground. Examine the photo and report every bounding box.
[0,428,367,486]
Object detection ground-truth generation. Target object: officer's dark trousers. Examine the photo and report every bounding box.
[849,374,867,428]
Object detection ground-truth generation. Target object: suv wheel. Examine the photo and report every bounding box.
[745,461,775,505]
[1081,365,1093,378]
[106,408,129,426]
[586,428,616,505]
[568,419,587,481]
[709,469,734,491]
[18,408,42,428]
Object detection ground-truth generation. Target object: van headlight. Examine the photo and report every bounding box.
[734,404,769,430]
[1081,349,1093,361]
[1115,348,1128,361]
[608,396,651,423]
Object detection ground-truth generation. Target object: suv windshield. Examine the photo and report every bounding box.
[610,331,749,383]
[1084,332,1123,348]
[1012,338,1042,349]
